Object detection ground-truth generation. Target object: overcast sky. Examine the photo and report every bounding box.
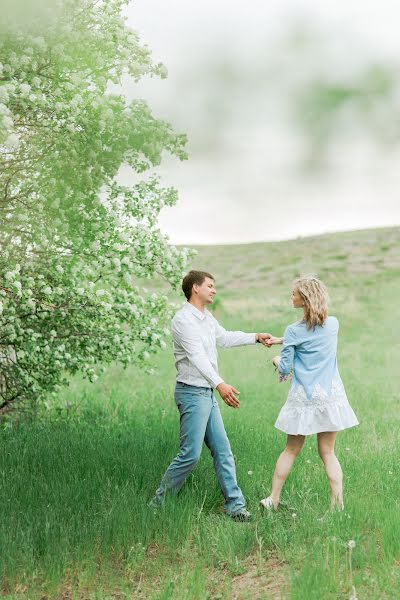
[123,1,400,244]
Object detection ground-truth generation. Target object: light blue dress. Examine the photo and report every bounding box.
[275,316,359,435]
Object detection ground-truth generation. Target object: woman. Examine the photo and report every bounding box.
[261,275,359,512]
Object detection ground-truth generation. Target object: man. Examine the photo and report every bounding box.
[150,270,272,521]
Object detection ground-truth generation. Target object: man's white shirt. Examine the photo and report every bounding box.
[172,302,257,389]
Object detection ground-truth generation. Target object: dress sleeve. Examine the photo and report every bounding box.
[278,325,297,376]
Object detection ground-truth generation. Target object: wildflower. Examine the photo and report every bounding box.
[247,470,253,476]
[5,133,20,148]
[347,540,356,549]
[292,513,297,519]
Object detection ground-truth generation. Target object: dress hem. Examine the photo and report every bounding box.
[274,420,359,436]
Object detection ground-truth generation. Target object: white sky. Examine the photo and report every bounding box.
[123,0,400,244]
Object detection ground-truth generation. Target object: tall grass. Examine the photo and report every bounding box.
[1,234,400,598]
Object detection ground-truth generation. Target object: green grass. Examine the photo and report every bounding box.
[1,227,400,598]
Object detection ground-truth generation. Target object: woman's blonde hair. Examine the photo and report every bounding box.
[293,275,329,329]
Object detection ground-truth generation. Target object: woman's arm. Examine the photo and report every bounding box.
[272,326,296,376]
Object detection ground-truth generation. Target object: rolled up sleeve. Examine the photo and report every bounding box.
[278,325,296,375]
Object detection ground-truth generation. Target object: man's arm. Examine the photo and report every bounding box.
[211,314,272,348]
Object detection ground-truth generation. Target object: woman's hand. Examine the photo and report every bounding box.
[272,355,281,368]
[265,336,284,347]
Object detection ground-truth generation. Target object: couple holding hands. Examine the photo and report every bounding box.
[150,270,359,521]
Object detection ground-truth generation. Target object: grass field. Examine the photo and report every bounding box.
[1,227,399,599]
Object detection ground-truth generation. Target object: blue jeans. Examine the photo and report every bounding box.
[152,382,246,515]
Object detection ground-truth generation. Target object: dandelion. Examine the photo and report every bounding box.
[292,513,297,519]
[347,540,356,549]
[247,470,253,476]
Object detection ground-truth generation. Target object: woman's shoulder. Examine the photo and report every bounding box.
[325,315,339,328]
[285,320,304,336]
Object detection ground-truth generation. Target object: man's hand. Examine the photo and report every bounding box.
[216,383,241,408]
[256,333,273,346]
[272,355,281,368]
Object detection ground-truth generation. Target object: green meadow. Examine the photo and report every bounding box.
[1,226,399,599]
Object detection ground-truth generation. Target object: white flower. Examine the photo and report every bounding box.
[292,513,297,519]
[160,340,167,350]
[56,265,64,274]
[20,83,31,95]
[347,540,356,549]
[76,288,85,295]
[4,271,14,281]
[143,351,150,360]
[42,286,52,295]
[247,470,253,476]
[5,133,20,149]
[96,289,106,297]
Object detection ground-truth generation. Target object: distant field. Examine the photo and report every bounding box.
[1,227,399,599]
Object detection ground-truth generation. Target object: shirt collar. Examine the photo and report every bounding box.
[185,302,207,321]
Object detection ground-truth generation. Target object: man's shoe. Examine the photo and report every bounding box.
[148,497,163,511]
[229,508,252,522]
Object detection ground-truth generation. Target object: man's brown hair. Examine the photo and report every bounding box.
[182,270,214,300]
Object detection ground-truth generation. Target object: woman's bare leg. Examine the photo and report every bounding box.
[270,434,305,508]
[317,431,344,510]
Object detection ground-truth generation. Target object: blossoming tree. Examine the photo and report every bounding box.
[0,0,191,413]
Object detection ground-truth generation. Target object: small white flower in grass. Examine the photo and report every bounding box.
[143,351,150,360]
[247,470,253,476]
[96,289,106,297]
[306,459,311,464]
[76,288,85,295]
[102,303,112,311]
[292,513,297,519]
[43,286,52,295]
[388,471,393,475]
[160,340,167,350]
[346,447,350,451]
[347,540,356,549]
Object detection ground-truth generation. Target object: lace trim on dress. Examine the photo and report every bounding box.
[285,380,348,411]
